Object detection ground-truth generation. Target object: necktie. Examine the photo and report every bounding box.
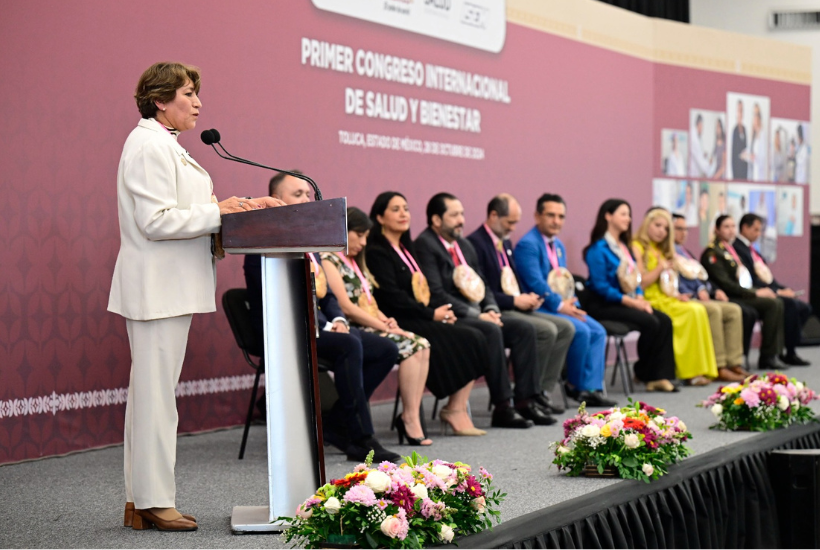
[448,246,460,266]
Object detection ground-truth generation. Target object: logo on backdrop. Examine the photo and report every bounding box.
[312,0,505,53]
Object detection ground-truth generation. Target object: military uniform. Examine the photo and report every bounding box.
[700,241,784,365]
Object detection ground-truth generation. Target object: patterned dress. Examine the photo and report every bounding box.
[322,253,430,361]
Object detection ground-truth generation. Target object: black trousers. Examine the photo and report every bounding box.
[457,315,538,404]
[735,302,759,356]
[729,297,784,359]
[585,299,677,383]
[781,297,812,353]
[317,327,399,441]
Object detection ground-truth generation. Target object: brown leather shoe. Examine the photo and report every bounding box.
[124,503,196,527]
[132,508,197,531]
[728,365,752,377]
[717,368,746,382]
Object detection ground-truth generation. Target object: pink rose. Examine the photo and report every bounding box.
[380,513,409,540]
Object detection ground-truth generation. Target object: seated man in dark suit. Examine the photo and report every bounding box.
[735,213,811,366]
[415,192,550,428]
[244,172,400,463]
[467,194,575,413]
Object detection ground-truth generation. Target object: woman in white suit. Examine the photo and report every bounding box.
[108,62,282,531]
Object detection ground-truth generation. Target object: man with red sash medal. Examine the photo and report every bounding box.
[244,172,401,463]
[467,194,575,414]
[415,193,550,428]
[513,194,615,407]
[700,215,786,371]
[734,213,811,366]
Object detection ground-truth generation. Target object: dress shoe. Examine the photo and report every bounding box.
[132,508,197,531]
[563,383,581,402]
[439,408,487,436]
[716,368,745,382]
[758,356,790,371]
[323,427,350,452]
[491,406,533,429]
[515,402,557,426]
[394,415,433,446]
[728,365,752,377]
[781,353,811,366]
[124,502,195,527]
[645,379,677,392]
[345,437,401,463]
[534,392,565,414]
[578,390,617,407]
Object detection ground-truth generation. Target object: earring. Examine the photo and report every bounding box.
[162,108,166,111]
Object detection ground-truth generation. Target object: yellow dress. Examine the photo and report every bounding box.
[633,241,718,380]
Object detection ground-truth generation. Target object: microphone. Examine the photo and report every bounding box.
[200,128,323,201]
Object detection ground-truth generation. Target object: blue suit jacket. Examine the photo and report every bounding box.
[584,238,643,303]
[466,225,520,311]
[513,226,565,313]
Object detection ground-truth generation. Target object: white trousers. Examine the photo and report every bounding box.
[124,315,192,509]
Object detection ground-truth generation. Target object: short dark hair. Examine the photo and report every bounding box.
[135,62,201,119]
[715,214,732,230]
[739,213,764,229]
[672,213,686,222]
[798,125,804,141]
[487,195,510,218]
[269,170,303,197]
[695,114,703,125]
[536,193,565,214]
[426,192,457,227]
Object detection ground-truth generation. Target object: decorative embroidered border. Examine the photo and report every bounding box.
[0,374,263,419]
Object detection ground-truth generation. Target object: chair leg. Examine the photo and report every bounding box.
[620,339,634,394]
[558,379,569,409]
[239,367,263,460]
[607,336,618,387]
[615,338,630,396]
[432,398,440,420]
[391,386,401,431]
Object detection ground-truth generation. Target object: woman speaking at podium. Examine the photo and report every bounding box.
[108,62,282,531]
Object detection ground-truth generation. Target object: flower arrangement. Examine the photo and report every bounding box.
[278,451,504,549]
[699,372,818,431]
[551,399,693,482]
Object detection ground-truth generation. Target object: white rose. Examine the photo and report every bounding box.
[796,382,805,392]
[411,483,429,500]
[365,470,391,493]
[557,445,571,455]
[432,464,453,479]
[792,400,801,411]
[609,411,625,421]
[623,434,640,449]
[439,524,455,542]
[324,497,341,514]
[580,424,600,438]
[642,464,655,476]
[778,395,790,411]
[710,404,723,417]
[471,496,486,513]
[677,421,687,432]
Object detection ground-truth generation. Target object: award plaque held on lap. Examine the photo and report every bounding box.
[221,198,347,533]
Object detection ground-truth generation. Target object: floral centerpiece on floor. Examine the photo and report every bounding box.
[551,399,693,482]
[699,372,818,431]
[278,451,504,549]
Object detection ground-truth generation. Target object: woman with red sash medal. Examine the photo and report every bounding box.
[322,207,433,446]
[366,192,486,436]
[582,199,678,392]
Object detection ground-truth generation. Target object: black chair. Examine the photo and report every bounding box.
[222,288,265,460]
[573,275,634,396]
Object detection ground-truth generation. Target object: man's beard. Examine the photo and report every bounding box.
[442,225,462,240]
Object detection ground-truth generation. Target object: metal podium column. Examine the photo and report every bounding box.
[231,253,322,532]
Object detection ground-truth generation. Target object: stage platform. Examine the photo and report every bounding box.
[1,347,819,549]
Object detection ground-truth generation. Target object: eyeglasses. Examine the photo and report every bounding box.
[673,226,688,231]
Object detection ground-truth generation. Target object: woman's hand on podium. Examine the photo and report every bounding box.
[218,195,286,215]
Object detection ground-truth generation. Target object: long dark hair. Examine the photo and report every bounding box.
[347,206,373,271]
[583,199,633,262]
[369,191,415,252]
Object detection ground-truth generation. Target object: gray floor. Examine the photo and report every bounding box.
[2,347,820,548]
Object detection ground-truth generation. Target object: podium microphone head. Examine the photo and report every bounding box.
[200,128,221,145]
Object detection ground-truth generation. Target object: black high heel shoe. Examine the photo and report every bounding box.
[394,415,433,446]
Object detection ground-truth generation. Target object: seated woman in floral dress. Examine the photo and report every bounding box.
[322,207,433,446]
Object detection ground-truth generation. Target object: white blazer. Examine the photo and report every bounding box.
[108,118,221,321]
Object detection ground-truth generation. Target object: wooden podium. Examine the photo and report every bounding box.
[221,198,347,533]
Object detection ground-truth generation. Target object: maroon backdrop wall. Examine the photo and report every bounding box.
[0,1,809,463]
